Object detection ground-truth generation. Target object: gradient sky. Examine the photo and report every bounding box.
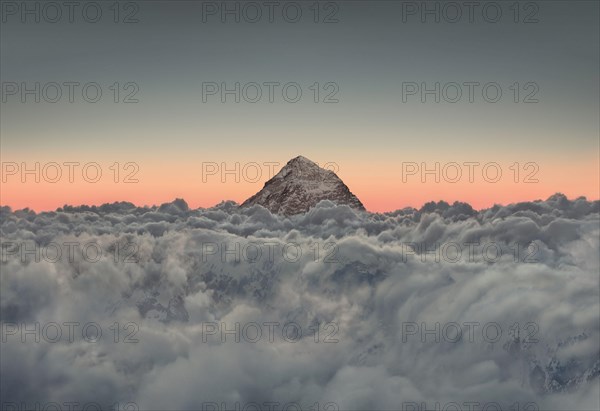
[1,0,599,212]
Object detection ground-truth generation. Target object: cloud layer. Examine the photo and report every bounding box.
[1,194,599,410]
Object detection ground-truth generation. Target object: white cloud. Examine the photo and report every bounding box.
[1,194,598,410]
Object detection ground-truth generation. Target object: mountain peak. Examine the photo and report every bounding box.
[272,155,333,181]
[288,155,316,165]
[241,156,365,216]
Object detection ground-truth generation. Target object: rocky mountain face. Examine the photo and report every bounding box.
[241,156,365,216]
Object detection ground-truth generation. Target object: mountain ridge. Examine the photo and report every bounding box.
[240,155,366,216]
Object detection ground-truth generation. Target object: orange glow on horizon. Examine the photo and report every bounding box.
[1,157,598,213]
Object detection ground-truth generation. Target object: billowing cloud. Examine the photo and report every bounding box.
[1,194,598,410]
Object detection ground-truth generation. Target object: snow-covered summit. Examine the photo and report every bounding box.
[241,155,365,216]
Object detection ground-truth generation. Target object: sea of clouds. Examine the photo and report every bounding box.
[1,194,599,411]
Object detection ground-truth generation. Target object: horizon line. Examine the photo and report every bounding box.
[2,192,597,215]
